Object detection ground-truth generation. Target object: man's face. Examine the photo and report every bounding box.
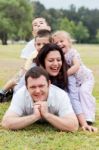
[35,37,50,52]
[32,18,51,36]
[27,75,50,102]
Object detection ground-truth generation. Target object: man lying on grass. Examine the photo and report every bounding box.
[2,66,78,132]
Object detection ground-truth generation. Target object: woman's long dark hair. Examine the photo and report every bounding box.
[34,43,69,90]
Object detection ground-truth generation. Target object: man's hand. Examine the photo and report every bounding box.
[40,101,49,118]
[33,102,42,120]
[34,101,49,119]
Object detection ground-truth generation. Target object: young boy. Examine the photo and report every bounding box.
[0,29,52,102]
[21,17,51,60]
[24,29,52,70]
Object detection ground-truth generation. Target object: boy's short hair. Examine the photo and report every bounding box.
[35,29,52,42]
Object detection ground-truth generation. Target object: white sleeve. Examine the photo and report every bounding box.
[20,39,35,59]
[7,89,25,116]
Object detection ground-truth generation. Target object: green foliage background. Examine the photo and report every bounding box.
[0,0,99,44]
[0,0,33,44]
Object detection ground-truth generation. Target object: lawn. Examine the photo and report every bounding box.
[0,44,99,150]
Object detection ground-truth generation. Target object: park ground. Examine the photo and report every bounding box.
[0,44,99,150]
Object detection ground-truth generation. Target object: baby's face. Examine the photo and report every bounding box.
[32,18,50,36]
[53,34,70,54]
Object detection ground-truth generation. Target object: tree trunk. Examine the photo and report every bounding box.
[0,32,7,45]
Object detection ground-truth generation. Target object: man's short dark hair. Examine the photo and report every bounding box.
[25,66,49,86]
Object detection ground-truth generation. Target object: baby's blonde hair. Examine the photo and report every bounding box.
[52,30,74,47]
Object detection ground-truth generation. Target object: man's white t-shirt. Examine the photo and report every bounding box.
[8,84,74,117]
[20,39,35,59]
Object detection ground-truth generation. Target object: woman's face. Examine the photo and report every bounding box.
[44,50,62,76]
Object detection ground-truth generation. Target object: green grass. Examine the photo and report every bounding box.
[0,44,99,150]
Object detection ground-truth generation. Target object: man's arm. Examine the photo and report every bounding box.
[44,113,78,132]
[2,104,41,130]
[39,101,79,132]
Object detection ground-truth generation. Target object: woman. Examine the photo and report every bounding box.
[35,43,68,91]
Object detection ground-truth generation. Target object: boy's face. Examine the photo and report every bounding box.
[35,37,50,52]
[53,34,70,54]
[32,18,51,36]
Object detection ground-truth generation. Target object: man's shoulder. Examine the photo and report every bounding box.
[14,86,27,96]
[50,84,67,96]
[12,86,31,106]
[48,84,70,107]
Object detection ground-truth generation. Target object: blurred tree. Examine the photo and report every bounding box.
[58,18,76,36]
[0,0,33,44]
[73,21,89,43]
[58,18,89,43]
[96,29,99,43]
[77,7,99,42]
[32,1,46,17]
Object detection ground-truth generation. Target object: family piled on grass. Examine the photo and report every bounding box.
[0,17,98,132]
